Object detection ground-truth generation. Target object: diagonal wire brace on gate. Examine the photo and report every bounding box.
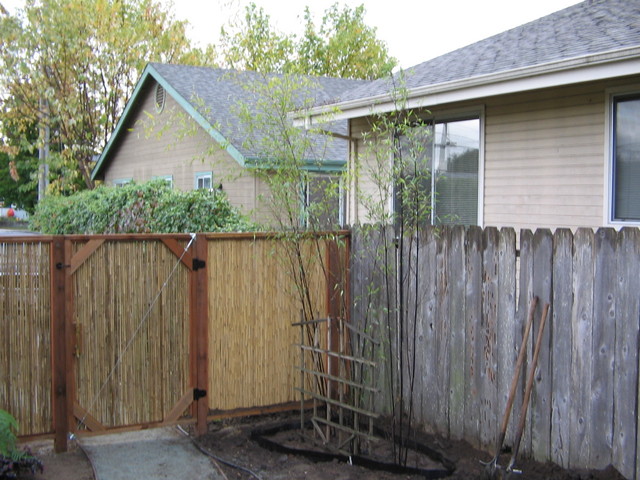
[72,233,197,437]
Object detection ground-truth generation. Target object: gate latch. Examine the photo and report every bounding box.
[193,388,207,401]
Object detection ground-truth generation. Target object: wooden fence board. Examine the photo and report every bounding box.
[419,228,438,428]
[400,233,419,422]
[590,229,617,468]
[383,228,398,416]
[464,227,483,446]
[517,230,534,453]
[350,227,381,409]
[435,227,451,435]
[531,229,553,462]
[448,226,466,439]
[480,227,499,450]
[570,228,594,468]
[551,229,573,468]
[615,228,640,480]
[496,228,517,449]
[361,228,394,414]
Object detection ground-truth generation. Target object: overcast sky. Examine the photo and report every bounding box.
[2,0,583,69]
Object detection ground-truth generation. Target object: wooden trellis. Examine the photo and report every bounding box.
[294,316,379,456]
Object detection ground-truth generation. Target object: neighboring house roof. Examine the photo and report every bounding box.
[92,63,368,180]
[300,0,640,121]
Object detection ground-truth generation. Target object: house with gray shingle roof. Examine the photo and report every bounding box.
[91,63,367,226]
[299,0,640,231]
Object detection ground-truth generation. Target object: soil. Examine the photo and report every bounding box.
[193,413,625,480]
[19,412,626,480]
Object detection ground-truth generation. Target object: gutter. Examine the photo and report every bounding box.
[296,45,640,124]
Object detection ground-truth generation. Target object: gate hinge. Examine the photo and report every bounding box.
[192,258,206,271]
[193,388,207,401]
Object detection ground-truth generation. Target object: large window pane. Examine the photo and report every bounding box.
[614,96,640,221]
[434,119,479,225]
[395,117,479,226]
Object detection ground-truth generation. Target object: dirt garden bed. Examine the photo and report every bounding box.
[193,412,625,480]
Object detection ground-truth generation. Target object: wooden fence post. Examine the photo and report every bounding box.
[325,237,344,400]
[50,237,68,453]
[192,234,209,436]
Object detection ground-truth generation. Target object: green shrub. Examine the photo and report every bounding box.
[29,179,258,234]
[0,409,43,479]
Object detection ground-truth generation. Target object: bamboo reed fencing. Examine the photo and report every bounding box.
[71,239,191,429]
[351,225,640,480]
[207,236,330,411]
[1,232,347,453]
[0,239,52,437]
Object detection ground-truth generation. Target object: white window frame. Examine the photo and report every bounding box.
[113,178,132,187]
[153,175,173,188]
[195,171,213,190]
[393,106,485,227]
[605,85,640,227]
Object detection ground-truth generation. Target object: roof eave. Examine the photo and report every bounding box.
[91,63,156,180]
[297,46,640,125]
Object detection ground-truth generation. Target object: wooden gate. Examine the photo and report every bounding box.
[56,234,208,446]
[4,232,347,453]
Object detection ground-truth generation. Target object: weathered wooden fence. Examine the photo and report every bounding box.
[351,226,640,479]
[0,233,345,453]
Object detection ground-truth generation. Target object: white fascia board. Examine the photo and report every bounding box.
[299,47,640,125]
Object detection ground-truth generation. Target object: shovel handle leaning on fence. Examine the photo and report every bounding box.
[484,296,538,475]
[506,302,550,476]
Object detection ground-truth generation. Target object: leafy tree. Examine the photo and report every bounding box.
[0,119,39,212]
[218,3,293,74]
[0,0,210,193]
[218,2,396,79]
[29,179,256,234]
[0,149,38,213]
[295,4,396,79]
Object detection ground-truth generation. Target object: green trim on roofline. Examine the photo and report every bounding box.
[147,65,247,167]
[244,157,345,173]
[91,64,247,181]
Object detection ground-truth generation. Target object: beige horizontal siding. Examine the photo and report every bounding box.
[102,84,273,222]
[483,82,607,231]
[350,117,393,224]
[349,86,606,230]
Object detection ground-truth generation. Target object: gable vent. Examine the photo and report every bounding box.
[155,83,166,112]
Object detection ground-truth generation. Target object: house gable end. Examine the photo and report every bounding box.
[91,64,247,181]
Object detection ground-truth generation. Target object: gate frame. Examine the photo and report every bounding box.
[49,234,210,452]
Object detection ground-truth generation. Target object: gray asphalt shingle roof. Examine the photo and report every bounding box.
[336,0,640,103]
[150,63,368,162]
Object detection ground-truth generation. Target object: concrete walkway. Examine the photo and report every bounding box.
[79,427,223,480]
